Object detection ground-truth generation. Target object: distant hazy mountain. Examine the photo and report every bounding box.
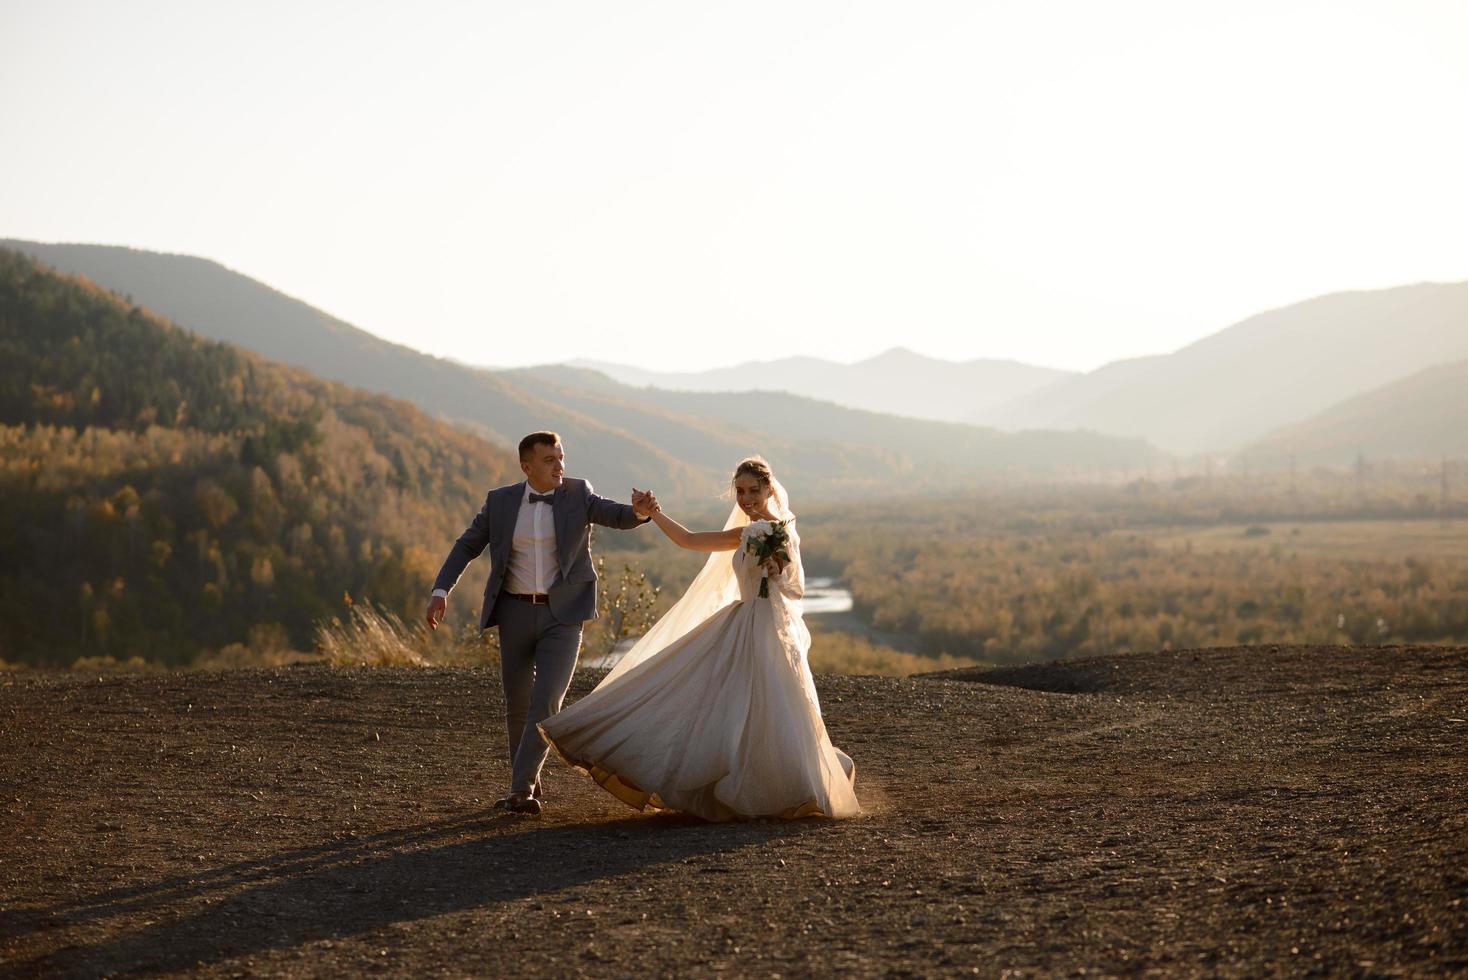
[974,281,1468,453]
[572,348,1073,424]
[518,365,1161,487]
[973,355,1167,431]
[2,240,1158,496]
[1245,359,1468,467]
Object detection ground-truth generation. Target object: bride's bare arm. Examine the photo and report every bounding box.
[650,510,743,552]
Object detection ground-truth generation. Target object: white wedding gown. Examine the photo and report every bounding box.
[539,518,860,821]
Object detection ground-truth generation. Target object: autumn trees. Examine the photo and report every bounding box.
[0,249,511,667]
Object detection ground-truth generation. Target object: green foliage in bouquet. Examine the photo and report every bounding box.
[746,521,791,598]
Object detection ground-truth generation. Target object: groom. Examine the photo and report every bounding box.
[426,431,658,814]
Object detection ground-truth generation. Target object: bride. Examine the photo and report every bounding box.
[538,457,860,820]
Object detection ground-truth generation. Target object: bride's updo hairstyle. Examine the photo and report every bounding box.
[730,455,790,519]
[733,456,773,489]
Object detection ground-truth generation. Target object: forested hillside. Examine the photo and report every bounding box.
[0,249,512,667]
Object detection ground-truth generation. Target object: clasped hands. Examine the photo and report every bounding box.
[631,488,662,520]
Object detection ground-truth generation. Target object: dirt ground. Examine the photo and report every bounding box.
[2,644,1465,978]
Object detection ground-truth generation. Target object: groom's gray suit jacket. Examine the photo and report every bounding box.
[432,478,648,630]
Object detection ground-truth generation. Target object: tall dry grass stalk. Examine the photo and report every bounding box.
[314,602,498,667]
[310,586,968,676]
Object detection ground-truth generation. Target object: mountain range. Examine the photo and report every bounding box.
[578,283,1468,457]
[5,238,1463,473]
[0,240,711,498]
[571,349,1071,425]
[973,282,1468,453]
[0,240,1158,497]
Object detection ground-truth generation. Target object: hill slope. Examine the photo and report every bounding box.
[0,248,515,666]
[975,280,1468,453]
[1245,358,1468,467]
[4,645,1463,976]
[0,240,1159,492]
[974,354,1167,430]
[0,239,712,497]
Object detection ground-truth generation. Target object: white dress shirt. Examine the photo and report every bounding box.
[431,482,561,600]
[504,482,560,594]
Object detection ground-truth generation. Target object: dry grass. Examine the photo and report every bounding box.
[313,602,498,668]
[193,646,321,670]
[65,655,162,673]
[313,605,965,677]
[45,600,964,678]
[807,626,982,676]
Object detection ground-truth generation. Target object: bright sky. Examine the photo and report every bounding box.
[4,1,1466,373]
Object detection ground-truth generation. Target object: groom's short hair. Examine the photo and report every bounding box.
[518,431,561,461]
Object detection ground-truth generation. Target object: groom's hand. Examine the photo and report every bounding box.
[426,595,447,631]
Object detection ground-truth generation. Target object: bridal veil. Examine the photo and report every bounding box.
[595,474,795,689]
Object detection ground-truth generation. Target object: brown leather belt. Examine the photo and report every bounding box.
[504,592,551,605]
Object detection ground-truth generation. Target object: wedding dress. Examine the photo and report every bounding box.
[539,504,860,821]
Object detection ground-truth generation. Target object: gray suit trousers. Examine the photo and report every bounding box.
[495,595,583,794]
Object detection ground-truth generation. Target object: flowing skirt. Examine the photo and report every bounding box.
[539,598,859,821]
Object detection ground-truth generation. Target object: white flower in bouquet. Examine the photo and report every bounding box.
[745,520,790,598]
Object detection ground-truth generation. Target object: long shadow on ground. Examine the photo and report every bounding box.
[9,809,782,976]
[921,644,1463,696]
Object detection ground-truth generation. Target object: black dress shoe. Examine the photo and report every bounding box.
[506,794,542,815]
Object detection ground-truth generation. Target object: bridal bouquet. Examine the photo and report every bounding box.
[745,521,791,598]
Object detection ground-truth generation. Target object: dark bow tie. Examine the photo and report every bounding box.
[528,492,555,504]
